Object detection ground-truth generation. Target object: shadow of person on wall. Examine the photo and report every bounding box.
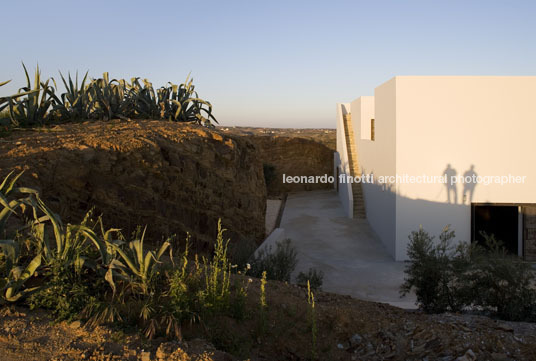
[462,165,478,204]
[443,164,458,204]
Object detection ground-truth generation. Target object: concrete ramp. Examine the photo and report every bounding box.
[280,190,417,309]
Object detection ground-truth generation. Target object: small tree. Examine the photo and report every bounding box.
[400,225,470,313]
[296,268,324,291]
[468,232,536,321]
[249,239,297,282]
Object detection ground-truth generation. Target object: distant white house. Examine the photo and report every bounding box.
[335,76,536,261]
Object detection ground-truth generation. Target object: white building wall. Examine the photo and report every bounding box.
[351,96,374,140]
[394,76,536,260]
[338,76,536,261]
[352,82,397,257]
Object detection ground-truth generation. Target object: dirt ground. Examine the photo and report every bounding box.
[1,278,535,361]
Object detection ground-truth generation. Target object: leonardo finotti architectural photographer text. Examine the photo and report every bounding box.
[282,174,527,185]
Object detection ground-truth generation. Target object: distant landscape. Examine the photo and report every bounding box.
[220,126,336,150]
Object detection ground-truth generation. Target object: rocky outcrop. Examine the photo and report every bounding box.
[248,135,335,196]
[0,120,266,249]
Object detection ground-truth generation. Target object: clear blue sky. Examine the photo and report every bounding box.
[2,0,535,128]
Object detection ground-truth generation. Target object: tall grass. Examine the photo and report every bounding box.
[258,270,268,337]
[202,220,232,313]
[307,280,317,360]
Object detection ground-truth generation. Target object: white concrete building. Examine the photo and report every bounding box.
[335,76,536,261]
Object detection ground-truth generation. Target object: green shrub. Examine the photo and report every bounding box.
[401,225,536,321]
[249,239,297,282]
[400,225,471,313]
[467,233,536,321]
[28,263,104,321]
[296,268,324,291]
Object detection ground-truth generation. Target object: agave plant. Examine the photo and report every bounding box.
[125,77,161,119]
[8,63,56,127]
[108,226,171,295]
[0,171,43,303]
[4,65,218,126]
[0,171,40,237]
[0,239,42,303]
[117,75,218,125]
[94,216,123,266]
[0,80,39,115]
[87,72,131,121]
[157,75,218,125]
[175,75,218,125]
[0,80,12,113]
[30,198,117,273]
[49,71,91,120]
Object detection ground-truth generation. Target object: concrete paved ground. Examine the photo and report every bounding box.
[280,190,417,309]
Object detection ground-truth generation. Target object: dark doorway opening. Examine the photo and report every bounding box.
[472,205,518,255]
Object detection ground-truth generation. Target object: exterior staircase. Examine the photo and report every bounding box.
[343,113,366,218]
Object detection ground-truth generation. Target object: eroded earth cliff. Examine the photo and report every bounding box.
[0,120,266,249]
